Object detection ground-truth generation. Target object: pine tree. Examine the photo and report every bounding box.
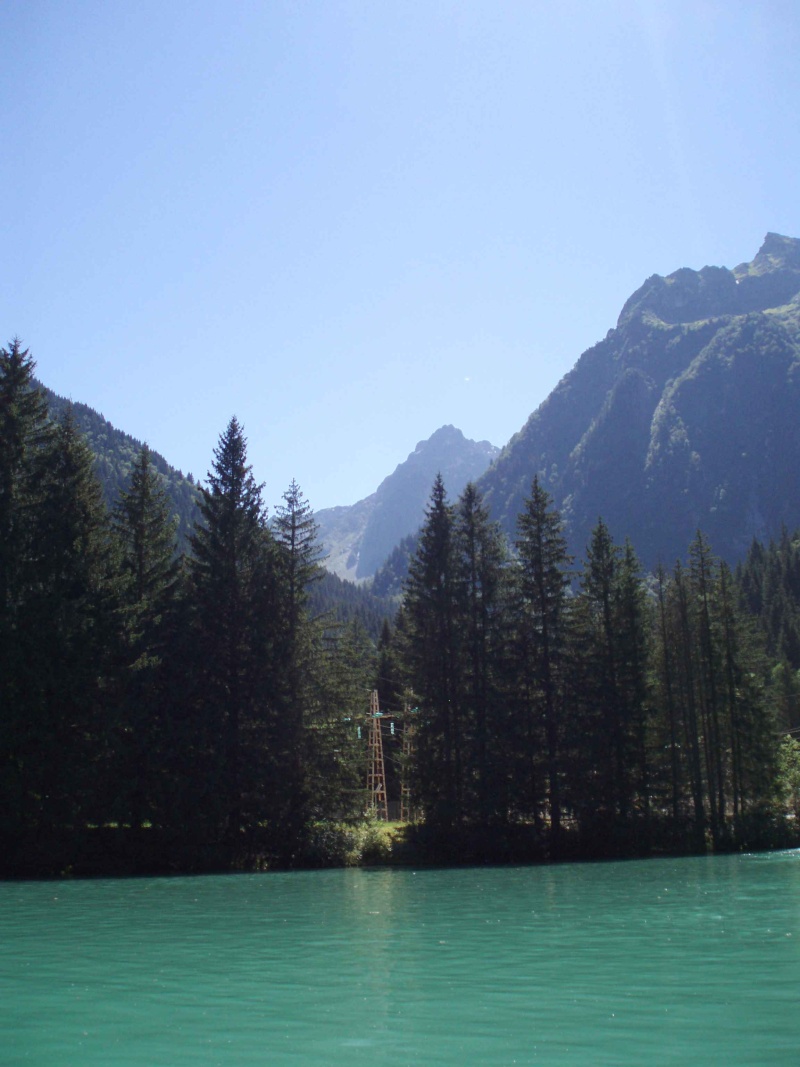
[453,482,509,825]
[652,536,780,849]
[402,475,462,826]
[19,409,123,836]
[689,531,726,845]
[0,340,56,850]
[570,519,621,837]
[0,340,53,619]
[651,562,684,830]
[672,559,708,847]
[512,476,572,852]
[376,618,404,716]
[736,528,800,670]
[115,445,179,620]
[270,479,324,858]
[188,417,279,854]
[112,445,180,828]
[570,521,648,847]
[274,479,322,619]
[715,560,777,834]
[615,540,651,838]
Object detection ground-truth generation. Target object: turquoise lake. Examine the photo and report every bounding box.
[2,851,799,1065]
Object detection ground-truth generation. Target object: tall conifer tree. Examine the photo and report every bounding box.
[21,409,122,834]
[0,340,55,849]
[571,521,648,846]
[271,479,324,859]
[513,476,572,852]
[112,445,180,827]
[188,417,278,853]
[402,475,462,825]
[454,482,509,825]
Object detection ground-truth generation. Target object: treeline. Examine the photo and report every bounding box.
[1,342,374,876]
[3,340,798,876]
[308,570,393,643]
[737,527,800,671]
[377,475,798,862]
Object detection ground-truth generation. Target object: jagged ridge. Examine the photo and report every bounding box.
[479,233,800,567]
[316,425,499,581]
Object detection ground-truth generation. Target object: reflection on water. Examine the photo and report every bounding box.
[2,852,799,1065]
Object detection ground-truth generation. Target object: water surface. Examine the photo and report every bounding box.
[2,851,799,1064]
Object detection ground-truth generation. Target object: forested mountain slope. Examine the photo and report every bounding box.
[316,425,498,581]
[40,384,200,545]
[480,233,800,568]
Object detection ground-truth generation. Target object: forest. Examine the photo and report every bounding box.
[2,340,799,877]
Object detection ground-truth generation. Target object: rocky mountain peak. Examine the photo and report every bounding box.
[479,233,800,569]
[316,425,499,581]
[618,234,800,330]
[750,232,800,272]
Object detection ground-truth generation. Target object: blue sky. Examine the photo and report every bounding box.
[3,1,800,510]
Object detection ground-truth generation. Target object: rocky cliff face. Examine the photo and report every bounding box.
[316,425,499,581]
[479,233,800,567]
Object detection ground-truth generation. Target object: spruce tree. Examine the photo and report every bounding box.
[513,476,572,852]
[672,559,708,847]
[571,521,648,847]
[115,445,179,619]
[651,563,684,831]
[112,445,180,828]
[0,340,53,618]
[715,560,777,833]
[19,409,122,836]
[453,482,509,825]
[570,519,621,838]
[376,618,404,717]
[615,540,651,838]
[0,340,55,851]
[402,475,462,825]
[271,479,324,858]
[188,417,279,854]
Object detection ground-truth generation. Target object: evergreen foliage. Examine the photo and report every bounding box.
[112,445,180,828]
[41,383,199,547]
[402,475,462,826]
[512,477,573,852]
[186,417,282,853]
[0,341,795,875]
[371,532,418,599]
[399,476,785,862]
[736,528,800,673]
[307,570,394,642]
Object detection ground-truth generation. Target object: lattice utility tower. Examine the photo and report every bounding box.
[366,690,389,821]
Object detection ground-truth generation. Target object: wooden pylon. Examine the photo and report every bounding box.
[366,690,388,821]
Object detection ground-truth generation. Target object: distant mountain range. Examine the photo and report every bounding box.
[478,232,800,569]
[30,232,800,583]
[315,425,499,581]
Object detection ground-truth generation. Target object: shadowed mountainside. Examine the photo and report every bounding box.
[40,384,200,546]
[479,233,800,568]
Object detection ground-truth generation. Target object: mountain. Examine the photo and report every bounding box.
[40,384,200,546]
[479,233,800,569]
[316,425,499,581]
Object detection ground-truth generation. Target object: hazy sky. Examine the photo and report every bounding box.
[4,1,800,510]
